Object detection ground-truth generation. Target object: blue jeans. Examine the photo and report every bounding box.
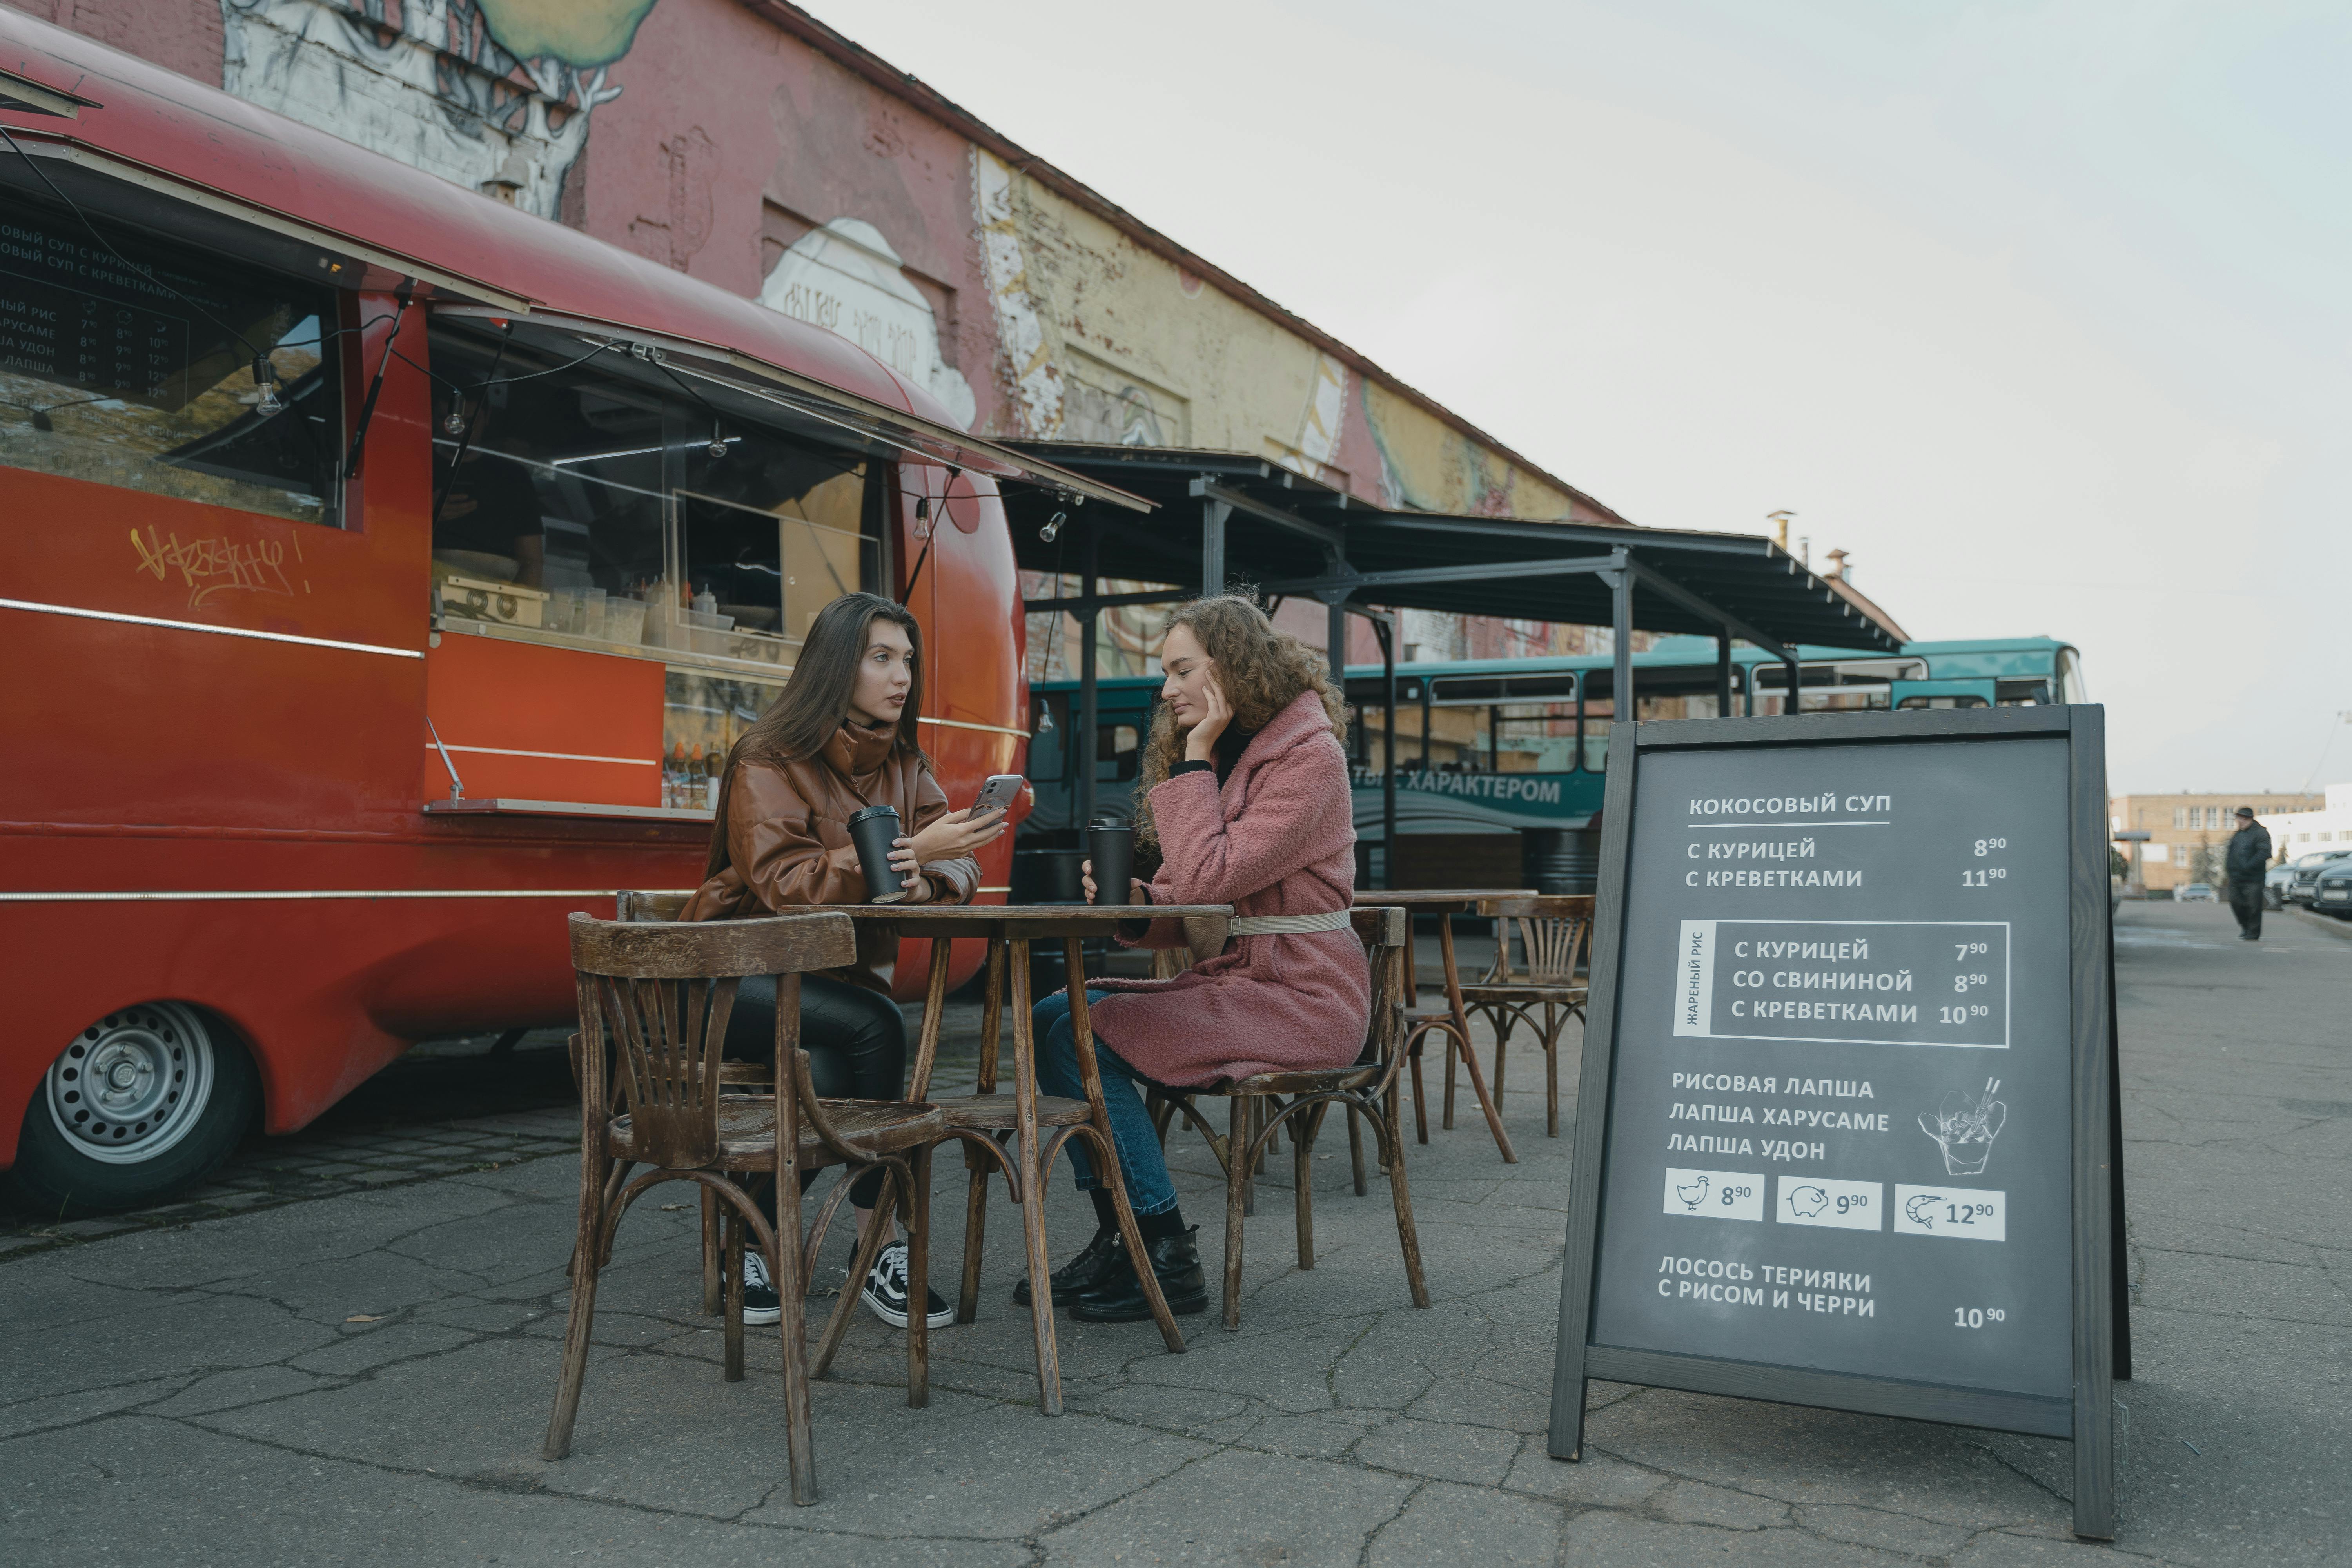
[1033,990,1179,1218]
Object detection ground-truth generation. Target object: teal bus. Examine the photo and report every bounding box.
[1016,635,2086,895]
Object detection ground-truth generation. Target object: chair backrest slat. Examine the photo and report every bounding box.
[1354,906,1407,1078]
[1482,895,1592,987]
[570,911,856,1170]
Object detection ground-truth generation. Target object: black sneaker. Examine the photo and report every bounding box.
[740,1249,782,1327]
[860,1241,953,1330]
[1013,1226,1124,1307]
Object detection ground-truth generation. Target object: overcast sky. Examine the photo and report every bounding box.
[844,0,2350,795]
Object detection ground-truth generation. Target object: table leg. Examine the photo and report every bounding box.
[1007,940,1064,1414]
[906,936,955,1100]
[1440,913,1518,1164]
[957,942,1005,1325]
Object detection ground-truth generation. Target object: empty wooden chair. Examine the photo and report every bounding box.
[1457,895,1592,1137]
[546,910,943,1507]
[1144,906,1429,1328]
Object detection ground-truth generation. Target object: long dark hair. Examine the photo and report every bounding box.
[703,592,927,878]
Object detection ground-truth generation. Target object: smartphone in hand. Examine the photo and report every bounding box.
[966,773,1024,820]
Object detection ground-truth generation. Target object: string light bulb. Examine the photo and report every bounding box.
[251,354,283,416]
[707,421,727,459]
[443,406,468,436]
[1040,510,1067,543]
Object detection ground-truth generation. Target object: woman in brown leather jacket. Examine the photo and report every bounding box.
[682,592,1005,1330]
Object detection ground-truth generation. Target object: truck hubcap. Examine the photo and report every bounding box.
[45,1004,217,1165]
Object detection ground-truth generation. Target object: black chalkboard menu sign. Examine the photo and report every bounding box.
[1549,706,2125,1540]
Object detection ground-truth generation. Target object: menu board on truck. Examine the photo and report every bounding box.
[1547,706,2124,1540]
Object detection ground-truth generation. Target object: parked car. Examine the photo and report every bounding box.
[2174,882,2218,903]
[2286,849,2352,906]
[2310,862,2352,918]
[2265,861,2298,909]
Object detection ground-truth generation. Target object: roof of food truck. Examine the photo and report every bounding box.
[0,9,947,427]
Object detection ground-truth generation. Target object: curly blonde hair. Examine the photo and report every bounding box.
[1132,593,1347,851]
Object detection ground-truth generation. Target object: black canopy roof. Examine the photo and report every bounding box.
[1002,443,1900,655]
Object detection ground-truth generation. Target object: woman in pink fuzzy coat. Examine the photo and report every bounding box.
[1027,593,1368,1323]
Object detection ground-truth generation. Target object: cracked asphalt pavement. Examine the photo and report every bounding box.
[2,901,2345,1565]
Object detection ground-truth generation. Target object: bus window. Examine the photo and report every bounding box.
[2056,647,2089,704]
[429,323,876,664]
[1897,693,1990,710]
[1582,731,1608,773]
[1097,722,1140,782]
[1996,679,2052,706]
[0,200,344,526]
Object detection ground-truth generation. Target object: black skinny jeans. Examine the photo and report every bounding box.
[722,972,906,1213]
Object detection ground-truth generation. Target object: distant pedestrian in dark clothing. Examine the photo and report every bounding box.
[2225,807,2272,940]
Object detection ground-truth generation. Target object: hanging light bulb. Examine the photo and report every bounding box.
[707,420,727,459]
[1033,704,1055,735]
[1039,510,1067,543]
[444,406,468,436]
[251,355,283,417]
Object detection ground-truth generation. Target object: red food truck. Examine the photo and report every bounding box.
[0,14,1138,1212]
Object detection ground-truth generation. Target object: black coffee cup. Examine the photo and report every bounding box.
[1087,819,1134,906]
[846,804,909,904]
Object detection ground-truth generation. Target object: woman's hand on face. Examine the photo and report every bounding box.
[1183,661,1234,763]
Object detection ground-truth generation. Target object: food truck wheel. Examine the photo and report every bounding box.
[13,1004,258,1215]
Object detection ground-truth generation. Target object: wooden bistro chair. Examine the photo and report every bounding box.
[546,910,945,1508]
[1143,906,1430,1329]
[1457,895,1592,1137]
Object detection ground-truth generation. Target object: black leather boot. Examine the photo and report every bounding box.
[1070,1225,1209,1321]
[1013,1227,1124,1307]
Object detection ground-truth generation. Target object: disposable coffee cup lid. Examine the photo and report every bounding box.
[848,804,900,824]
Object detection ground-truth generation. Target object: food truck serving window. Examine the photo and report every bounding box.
[0,201,345,525]
[428,321,878,672]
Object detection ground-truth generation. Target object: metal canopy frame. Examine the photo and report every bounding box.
[1005,443,1907,886]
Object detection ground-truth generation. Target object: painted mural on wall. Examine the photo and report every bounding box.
[974,149,1062,440]
[759,218,976,429]
[218,0,650,218]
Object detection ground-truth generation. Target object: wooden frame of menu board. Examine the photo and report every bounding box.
[1546,705,2127,1541]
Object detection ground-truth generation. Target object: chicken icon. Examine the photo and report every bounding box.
[1906,1193,1944,1229]
[1786,1184,1829,1219]
[1676,1176,1710,1210]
